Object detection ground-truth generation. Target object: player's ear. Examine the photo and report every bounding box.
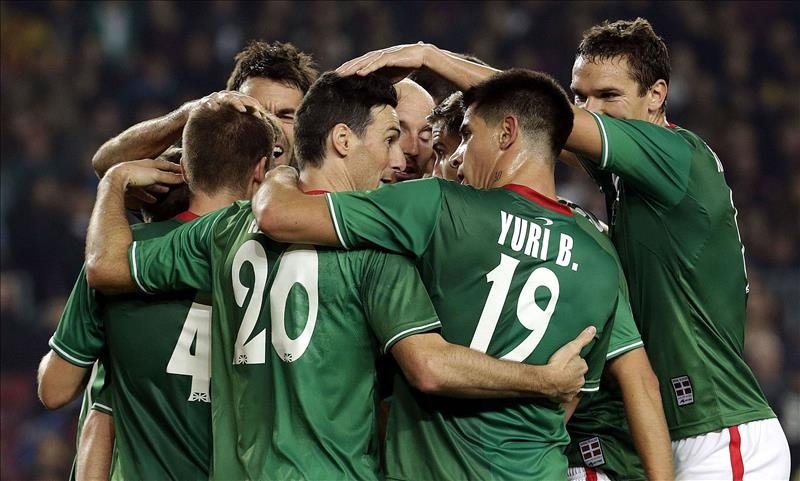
[253,155,269,184]
[499,115,519,150]
[648,79,668,114]
[330,123,351,158]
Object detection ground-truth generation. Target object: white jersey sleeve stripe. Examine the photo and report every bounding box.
[587,111,610,168]
[606,340,644,360]
[383,320,442,353]
[48,337,96,367]
[325,193,349,249]
[130,241,153,294]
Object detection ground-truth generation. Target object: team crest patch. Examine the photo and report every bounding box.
[579,437,605,467]
[671,375,694,406]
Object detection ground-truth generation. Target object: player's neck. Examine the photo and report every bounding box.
[298,159,360,193]
[188,190,240,216]
[492,149,557,200]
[649,110,669,127]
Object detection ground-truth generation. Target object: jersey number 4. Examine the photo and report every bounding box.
[166,302,212,402]
[470,253,560,362]
[232,241,319,365]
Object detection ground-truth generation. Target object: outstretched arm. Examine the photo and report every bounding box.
[85,158,183,293]
[76,409,114,481]
[92,91,263,177]
[252,165,340,246]
[390,326,596,402]
[337,42,500,91]
[609,347,674,481]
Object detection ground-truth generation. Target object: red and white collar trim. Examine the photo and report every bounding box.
[303,189,330,195]
[504,184,572,216]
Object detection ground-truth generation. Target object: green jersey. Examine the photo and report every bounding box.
[129,200,441,481]
[50,216,212,481]
[566,261,645,480]
[586,113,775,440]
[327,178,629,480]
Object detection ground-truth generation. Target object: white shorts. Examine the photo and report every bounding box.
[672,418,790,480]
[567,466,612,481]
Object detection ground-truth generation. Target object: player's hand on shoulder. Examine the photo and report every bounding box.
[337,42,434,80]
[544,326,596,403]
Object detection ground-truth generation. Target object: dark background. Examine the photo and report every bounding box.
[1,1,798,479]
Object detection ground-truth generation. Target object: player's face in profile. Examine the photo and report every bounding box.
[570,55,651,121]
[350,105,404,190]
[238,77,305,166]
[455,106,500,189]
[431,122,462,182]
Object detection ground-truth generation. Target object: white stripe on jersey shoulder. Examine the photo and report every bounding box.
[92,402,113,414]
[606,340,644,360]
[130,242,153,294]
[587,111,610,168]
[580,385,600,393]
[325,193,349,249]
[48,337,95,367]
[383,320,442,353]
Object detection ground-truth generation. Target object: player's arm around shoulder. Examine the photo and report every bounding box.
[85,158,183,293]
[252,165,339,246]
[390,326,597,401]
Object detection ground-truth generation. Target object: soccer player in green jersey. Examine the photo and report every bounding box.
[565,19,789,480]
[85,72,594,481]
[38,102,277,480]
[253,69,634,480]
[330,19,790,479]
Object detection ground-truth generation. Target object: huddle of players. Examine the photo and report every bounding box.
[38,16,790,481]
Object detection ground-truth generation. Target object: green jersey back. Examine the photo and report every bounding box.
[587,113,774,440]
[50,218,211,481]
[566,263,645,480]
[130,200,441,481]
[328,178,630,480]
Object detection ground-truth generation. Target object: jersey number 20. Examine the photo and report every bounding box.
[232,241,319,365]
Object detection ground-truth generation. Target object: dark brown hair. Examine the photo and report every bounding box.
[182,105,274,195]
[577,18,670,110]
[226,40,318,93]
[463,69,573,157]
[294,72,397,169]
[427,91,465,138]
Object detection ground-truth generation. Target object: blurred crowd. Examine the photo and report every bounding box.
[1,1,797,479]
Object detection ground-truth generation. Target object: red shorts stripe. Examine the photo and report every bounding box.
[729,425,744,481]
[586,467,598,481]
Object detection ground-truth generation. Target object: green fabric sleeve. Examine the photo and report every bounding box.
[580,306,614,392]
[326,178,444,258]
[91,362,113,414]
[361,252,441,353]
[606,276,643,360]
[49,266,104,367]
[128,211,223,294]
[588,112,691,208]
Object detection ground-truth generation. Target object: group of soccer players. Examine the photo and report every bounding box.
[36,16,790,481]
